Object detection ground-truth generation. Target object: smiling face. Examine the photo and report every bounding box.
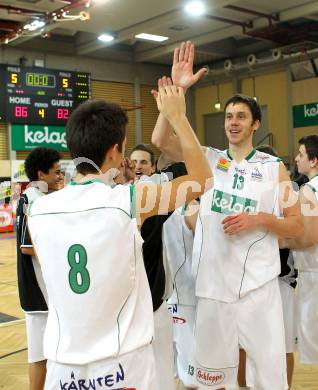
[130,150,155,180]
[224,102,260,146]
[38,161,64,191]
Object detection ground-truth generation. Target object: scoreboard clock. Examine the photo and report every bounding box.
[5,65,91,125]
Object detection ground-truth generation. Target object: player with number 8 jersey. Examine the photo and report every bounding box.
[27,91,212,389]
[28,180,153,363]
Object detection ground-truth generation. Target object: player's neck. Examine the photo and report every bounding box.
[74,166,119,185]
[308,168,318,180]
[228,142,254,163]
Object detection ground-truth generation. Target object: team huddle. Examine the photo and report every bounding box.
[16,41,318,390]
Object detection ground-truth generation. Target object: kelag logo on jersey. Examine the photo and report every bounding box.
[211,189,258,215]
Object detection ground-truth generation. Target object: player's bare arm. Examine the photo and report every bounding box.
[152,41,206,161]
[223,163,304,238]
[136,84,212,226]
[21,246,36,256]
[280,184,318,249]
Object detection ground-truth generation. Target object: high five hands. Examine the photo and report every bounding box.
[151,40,207,118]
[172,41,207,91]
[152,82,186,124]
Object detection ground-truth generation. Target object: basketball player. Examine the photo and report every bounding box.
[27,89,212,389]
[16,147,63,390]
[129,145,177,390]
[130,143,156,180]
[152,41,303,390]
[164,193,199,390]
[238,145,303,390]
[281,135,318,364]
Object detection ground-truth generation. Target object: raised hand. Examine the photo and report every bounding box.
[172,41,207,91]
[155,84,186,124]
[114,157,135,184]
[151,76,173,99]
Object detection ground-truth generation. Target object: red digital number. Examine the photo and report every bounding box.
[56,108,69,120]
[15,106,28,118]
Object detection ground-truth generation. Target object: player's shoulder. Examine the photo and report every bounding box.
[205,146,228,162]
[307,175,318,192]
[23,186,43,202]
[248,149,281,164]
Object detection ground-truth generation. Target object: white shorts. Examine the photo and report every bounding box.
[279,279,297,353]
[168,304,196,387]
[297,271,318,364]
[25,312,48,363]
[45,344,158,390]
[153,301,175,390]
[190,278,288,390]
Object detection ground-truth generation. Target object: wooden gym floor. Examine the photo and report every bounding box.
[0,233,317,389]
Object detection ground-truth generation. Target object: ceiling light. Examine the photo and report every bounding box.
[24,20,45,32]
[252,77,257,101]
[214,84,222,111]
[79,11,90,21]
[135,33,168,42]
[185,1,205,16]
[98,33,115,42]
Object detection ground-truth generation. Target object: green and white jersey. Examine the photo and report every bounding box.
[294,175,318,272]
[163,207,195,306]
[28,179,153,364]
[193,148,281,302]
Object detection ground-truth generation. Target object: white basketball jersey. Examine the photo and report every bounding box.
[193,148,281,302]
[163,207,195,306]
[28,179,154,364]
[294,175,318,272]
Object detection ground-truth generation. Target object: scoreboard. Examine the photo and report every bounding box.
[2,65,91,125]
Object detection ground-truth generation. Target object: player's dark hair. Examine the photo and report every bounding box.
[224,94,262,123]
[299,135,318,161]
[66,100,127,174]
[131,144,155,166]
[24,147,61,182]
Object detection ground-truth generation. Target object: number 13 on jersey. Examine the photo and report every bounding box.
[232,173,245,190]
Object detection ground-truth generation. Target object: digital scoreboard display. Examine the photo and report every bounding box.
[5,65,91,125]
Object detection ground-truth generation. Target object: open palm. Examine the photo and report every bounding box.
[172,41,207,90]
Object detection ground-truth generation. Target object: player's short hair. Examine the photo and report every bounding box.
[224,94,262,123]
[66,100,127,174]
[24,147,61,182]
[299,135,318,161]
[256,144,278,157]
[130,144,155,166]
